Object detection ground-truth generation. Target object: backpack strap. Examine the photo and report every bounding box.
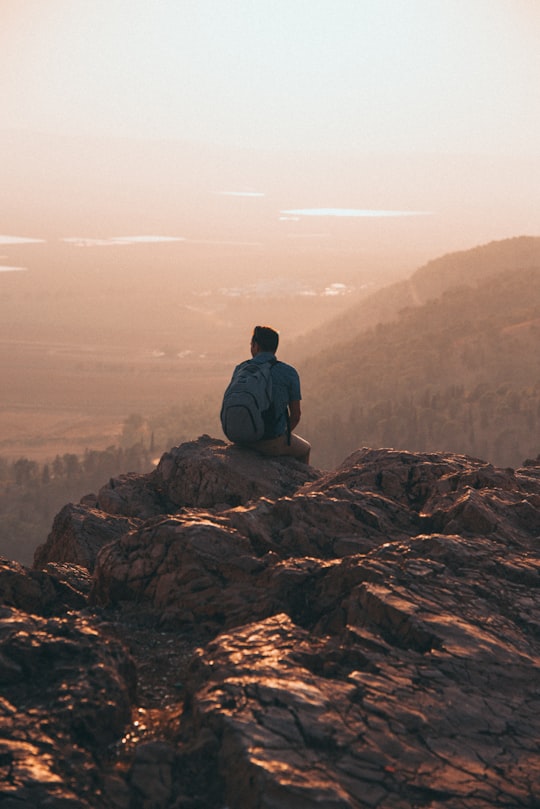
[261,357,279,440]
[268,359,291,444]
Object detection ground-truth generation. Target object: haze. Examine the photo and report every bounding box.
[0,0,538,253]
[3,0,539,153]
[0,0,539,456]
[1,1,540,563]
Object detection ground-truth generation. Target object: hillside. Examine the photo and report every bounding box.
[300,262,540,468]
[291,236,540,362]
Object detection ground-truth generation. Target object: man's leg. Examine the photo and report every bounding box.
[287,433,311,464]
[248,433,311,464]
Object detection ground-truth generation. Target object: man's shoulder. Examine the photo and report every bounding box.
[273,359,300,382]
[232,358,251,372]
[234,355,277,373]
[275,359,298,372]
[233,354,300,383]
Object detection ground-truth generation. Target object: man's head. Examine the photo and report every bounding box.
[251,325,279,355]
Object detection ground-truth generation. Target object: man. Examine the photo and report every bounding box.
[224,325,311,464]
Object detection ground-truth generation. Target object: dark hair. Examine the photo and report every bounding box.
[252,325,279,353]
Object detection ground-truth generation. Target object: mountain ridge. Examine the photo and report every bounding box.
[291,235,540,362]
[298,239,540,468]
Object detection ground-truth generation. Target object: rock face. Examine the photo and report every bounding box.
[3,437,539,807]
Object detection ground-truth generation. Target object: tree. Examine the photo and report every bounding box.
[13,458,38,486]
[62,454,81,479]
[121,413,150,448]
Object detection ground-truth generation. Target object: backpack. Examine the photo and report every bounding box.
[220,358,277,443]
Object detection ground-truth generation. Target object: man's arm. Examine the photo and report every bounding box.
[288,400,301,431]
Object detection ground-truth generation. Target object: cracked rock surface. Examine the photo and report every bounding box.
[1,437,538,807]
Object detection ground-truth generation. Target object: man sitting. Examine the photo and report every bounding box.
[223,325,311,464]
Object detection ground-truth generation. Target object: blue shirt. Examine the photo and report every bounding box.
[235,352,301,438]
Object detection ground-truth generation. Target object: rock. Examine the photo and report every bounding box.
[182,598,540,808]
[152,434,320,509]
[310,447,540,546]
[34,435,320,575]
[96,471,168,519]
[34,502,141,572]
[312,446,519,507]
[0,557,90,615]
[0,561,136,808]
[128,741,176,808]
[90,446,540,634]
[42,560,94,599]
[19,440,540,806]
[91,512,275,631]
[226,485,419,559]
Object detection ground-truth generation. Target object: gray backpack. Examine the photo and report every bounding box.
[220,358,277,443]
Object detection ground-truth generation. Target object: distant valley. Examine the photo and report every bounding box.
[0,237,394,461]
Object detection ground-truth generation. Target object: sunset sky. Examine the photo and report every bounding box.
[1,1,539,256]
[2,0,538,155]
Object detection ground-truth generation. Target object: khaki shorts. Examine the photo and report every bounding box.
[247,432,311,464]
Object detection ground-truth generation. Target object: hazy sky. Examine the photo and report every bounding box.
[2,0,539,155]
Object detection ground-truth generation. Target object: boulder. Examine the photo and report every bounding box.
[96,471,167,519]
[152,434,320,509]
[91,512,276,631]
[34,502,141,572]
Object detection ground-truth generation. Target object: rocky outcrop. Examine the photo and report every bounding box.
[4,437,538,807]
[33,435,320,573]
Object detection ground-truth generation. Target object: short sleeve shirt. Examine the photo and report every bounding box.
[248,352,301,438]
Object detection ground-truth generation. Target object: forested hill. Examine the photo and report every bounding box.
[300,261,540,468]
[291,236,540,362]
